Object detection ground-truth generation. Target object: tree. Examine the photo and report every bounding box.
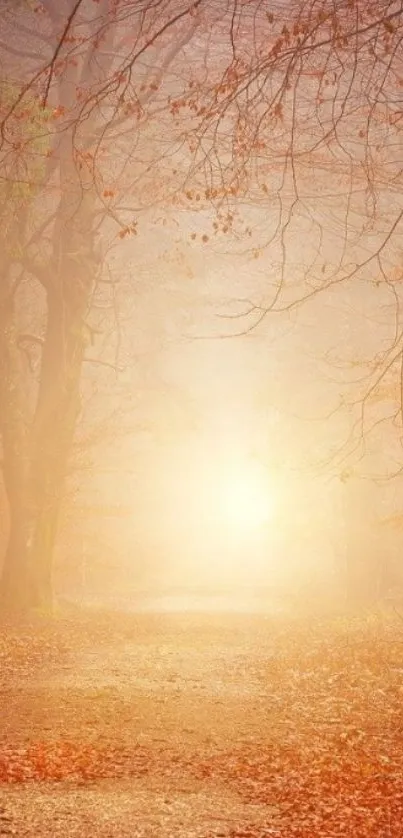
[0,0,208,610]
[191,1,403,470]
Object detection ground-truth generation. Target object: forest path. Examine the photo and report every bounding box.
[0,607,402,836]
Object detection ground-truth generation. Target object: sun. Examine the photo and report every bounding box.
[155,452,277,589]
[191,459,277,585]
[213,463,275,538]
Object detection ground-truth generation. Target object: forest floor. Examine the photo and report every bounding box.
[0,602,403,837]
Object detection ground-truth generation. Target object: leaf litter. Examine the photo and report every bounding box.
[0,608,402,836]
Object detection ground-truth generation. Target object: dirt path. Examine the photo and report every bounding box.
[1,608,402,836]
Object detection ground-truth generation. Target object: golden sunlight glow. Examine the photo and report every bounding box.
[214,466,274,538]
[188,459,277,587]
[155,448,280,589]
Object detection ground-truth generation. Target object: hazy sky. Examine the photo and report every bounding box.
[2,0,401,601]
[62,205,396,597]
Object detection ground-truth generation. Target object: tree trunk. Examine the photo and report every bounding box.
[0,291,32,610]
[1,251,93,612]
[27,272,90,608]
[0,495,31,609]
[1,103,97,611]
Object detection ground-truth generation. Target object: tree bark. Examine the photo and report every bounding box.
[0,293,32,609]
[0,227,95,611]
[27,283,88,608]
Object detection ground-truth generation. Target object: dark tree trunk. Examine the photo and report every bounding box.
[0,224,95,612]
[27,285,88,608]
[0,502,31,609]
[0,14,105,614]
[0,291,32,609]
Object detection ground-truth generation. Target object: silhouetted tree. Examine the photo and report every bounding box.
[0,0,205,609]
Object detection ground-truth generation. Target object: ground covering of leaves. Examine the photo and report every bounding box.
[0,605,402,836]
